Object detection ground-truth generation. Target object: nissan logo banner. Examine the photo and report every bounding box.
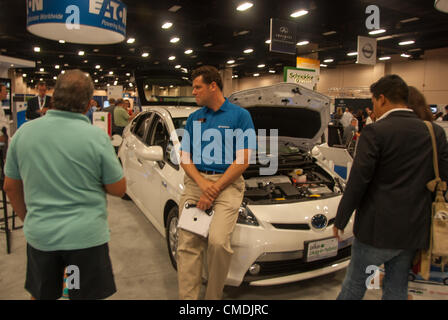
[356,35,377,65]
[270,18,297,55]
[26,0,127,44]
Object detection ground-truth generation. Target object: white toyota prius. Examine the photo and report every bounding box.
[118,83,354,286]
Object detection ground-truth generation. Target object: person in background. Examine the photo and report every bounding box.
[0,84,9,143]
[113,99,136,135]
[340,107,354,128]
[434,112,444,122]
[123,99,132,116]
[407,86,433,122]
[4,69,126,300]
[443,105,448,121]
[333,74,448,300]
[85,99,99,124]
[343,118,359,146]
[26,82,51,120]
[355,109,365,132]
[365,107,374,125]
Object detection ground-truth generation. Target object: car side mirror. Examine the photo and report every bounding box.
[136,146,164,162]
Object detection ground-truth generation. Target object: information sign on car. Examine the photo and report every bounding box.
[304,237,339,262]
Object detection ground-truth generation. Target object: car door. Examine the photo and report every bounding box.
[138,113,181,230]
[122,112,153,199]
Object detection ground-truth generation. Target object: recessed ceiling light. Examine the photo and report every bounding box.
[369,29,386,35]
[95,65,101,69]
[39,68,44,72]
[399,40,415,46]
[379,56,391,60]
[237,2,253,11]
[64,63,69,67]
[83,60,88,63]
[170,37,180,43]
[94,79,98,83]
[203,43,213,47]
[34,47,40,52]
[53,76,57,80]
[39,78,43,81]
[61,70,65,74]
[114,81,118,86]
[184,49,193,54]
[297,41,309,46]
[243,48,254,54]
[23,74,27,77]
[232,75,239,78]
[109,71,114,75]
[400,17,420,23]
[347,52,358,56]
[322,31,337,36]
[290,10,308,18]
[169,56,176,60]
[59,55,64,58]
[93,49,99,52]
[168,5,182,12]
[127,38,135,44]
[59,40,65,44]
[253,73,260,77]
[236,30,250,36]
[401,53,411,58]
[257,64,265,68]
[320,64,328,67]
[55,65,60,69]
[265,39,271,44]
[126,73,131,76]
[323,59,334,63]
[142,52,149,57]
[107,84,110,87]
[408,48,421,52]
[78,51,85,56]
[227,59,235,64]
[175,65,181,69]
[269,70,276,73]
[162,22,173,29]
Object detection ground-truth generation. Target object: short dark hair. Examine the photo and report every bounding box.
[52,69,94,113]
[370,74,409,105]
[191,65,223,91]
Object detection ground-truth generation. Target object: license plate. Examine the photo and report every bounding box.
[304,237,339,262]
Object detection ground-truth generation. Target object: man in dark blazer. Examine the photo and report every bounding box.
[26,82,51,120]
[333,75,448,300]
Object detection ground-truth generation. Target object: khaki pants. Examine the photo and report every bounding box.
[177,173,245,300]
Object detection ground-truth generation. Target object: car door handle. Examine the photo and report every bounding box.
[137,158,143,165]
[162,181,167,188]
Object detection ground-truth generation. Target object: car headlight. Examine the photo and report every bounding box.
[237,203,259,226]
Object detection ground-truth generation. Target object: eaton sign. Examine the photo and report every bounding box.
[26,0,127,44]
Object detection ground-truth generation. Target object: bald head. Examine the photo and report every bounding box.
[53,69,94,113]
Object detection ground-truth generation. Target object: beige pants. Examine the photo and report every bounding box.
[177,173,245,300]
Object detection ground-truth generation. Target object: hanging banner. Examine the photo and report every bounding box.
[26,0,127,44]
[107,85,123,99]
[269,18,297,55]
[357,36,377,65]
[297,57,321,76]
[284,66,317,90]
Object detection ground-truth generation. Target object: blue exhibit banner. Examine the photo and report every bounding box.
[26,0,127,43]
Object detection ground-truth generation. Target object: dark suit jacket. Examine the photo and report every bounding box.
[335,110,448,250]
[26,95,51,120]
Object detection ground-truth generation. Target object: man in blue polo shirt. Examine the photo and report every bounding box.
[4,69,126,300]
[177,65,256,300]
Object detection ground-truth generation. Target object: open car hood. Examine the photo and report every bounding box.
[229,83,331,150]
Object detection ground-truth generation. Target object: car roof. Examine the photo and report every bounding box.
[141,105,200,119]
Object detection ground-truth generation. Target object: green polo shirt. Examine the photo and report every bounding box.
[5,110,123,251]
[114,106,129,127]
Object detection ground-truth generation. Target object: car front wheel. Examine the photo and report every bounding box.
[166,206,179,270]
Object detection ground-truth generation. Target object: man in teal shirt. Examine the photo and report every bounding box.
[4,69,126,300]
